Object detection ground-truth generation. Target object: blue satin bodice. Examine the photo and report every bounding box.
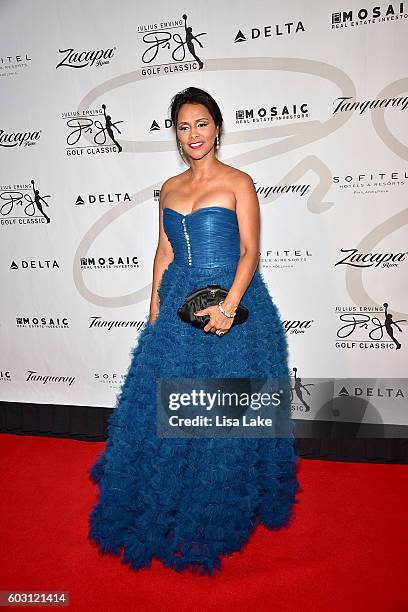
[163,205,240,268]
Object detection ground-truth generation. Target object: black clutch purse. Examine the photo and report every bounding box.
[177,284,249,329]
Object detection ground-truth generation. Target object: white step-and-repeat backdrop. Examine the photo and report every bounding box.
[1,0,407,428]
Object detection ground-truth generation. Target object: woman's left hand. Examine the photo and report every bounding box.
[194,305,234,335]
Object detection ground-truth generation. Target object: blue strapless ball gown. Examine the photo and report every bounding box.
[88,205,301,575]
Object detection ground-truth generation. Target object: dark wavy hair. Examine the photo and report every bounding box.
[169,86,224,150]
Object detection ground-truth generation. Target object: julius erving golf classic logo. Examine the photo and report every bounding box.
[291,367,314,412]
[335,302,405,350]
[138,13,206,75]
[1,179,51,226]
[63,103,123,155]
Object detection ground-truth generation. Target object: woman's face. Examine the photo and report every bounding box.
[176,102,218,160]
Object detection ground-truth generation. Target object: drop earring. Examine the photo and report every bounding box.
[178,139,184,158]
[215,134,220,149]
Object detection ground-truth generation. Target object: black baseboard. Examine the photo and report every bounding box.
[1,401,407,463]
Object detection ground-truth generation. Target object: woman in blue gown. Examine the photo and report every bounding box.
[88,86,301,576]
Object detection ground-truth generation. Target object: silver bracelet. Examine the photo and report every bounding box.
[218,300,236,318]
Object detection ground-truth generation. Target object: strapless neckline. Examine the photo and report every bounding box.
[163,205,237,218]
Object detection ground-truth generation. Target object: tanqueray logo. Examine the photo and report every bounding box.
[332,95,408,115]
[56,46,117,69]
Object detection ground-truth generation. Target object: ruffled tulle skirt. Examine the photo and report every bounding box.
[88,260,301,575]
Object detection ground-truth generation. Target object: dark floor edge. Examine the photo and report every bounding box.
[1,400,407,463]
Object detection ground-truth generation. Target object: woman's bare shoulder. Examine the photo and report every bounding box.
[219,162,253,182]
[216,165,257,212]
[160,171,188,196]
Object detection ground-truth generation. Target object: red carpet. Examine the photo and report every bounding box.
[1,433,407,611]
